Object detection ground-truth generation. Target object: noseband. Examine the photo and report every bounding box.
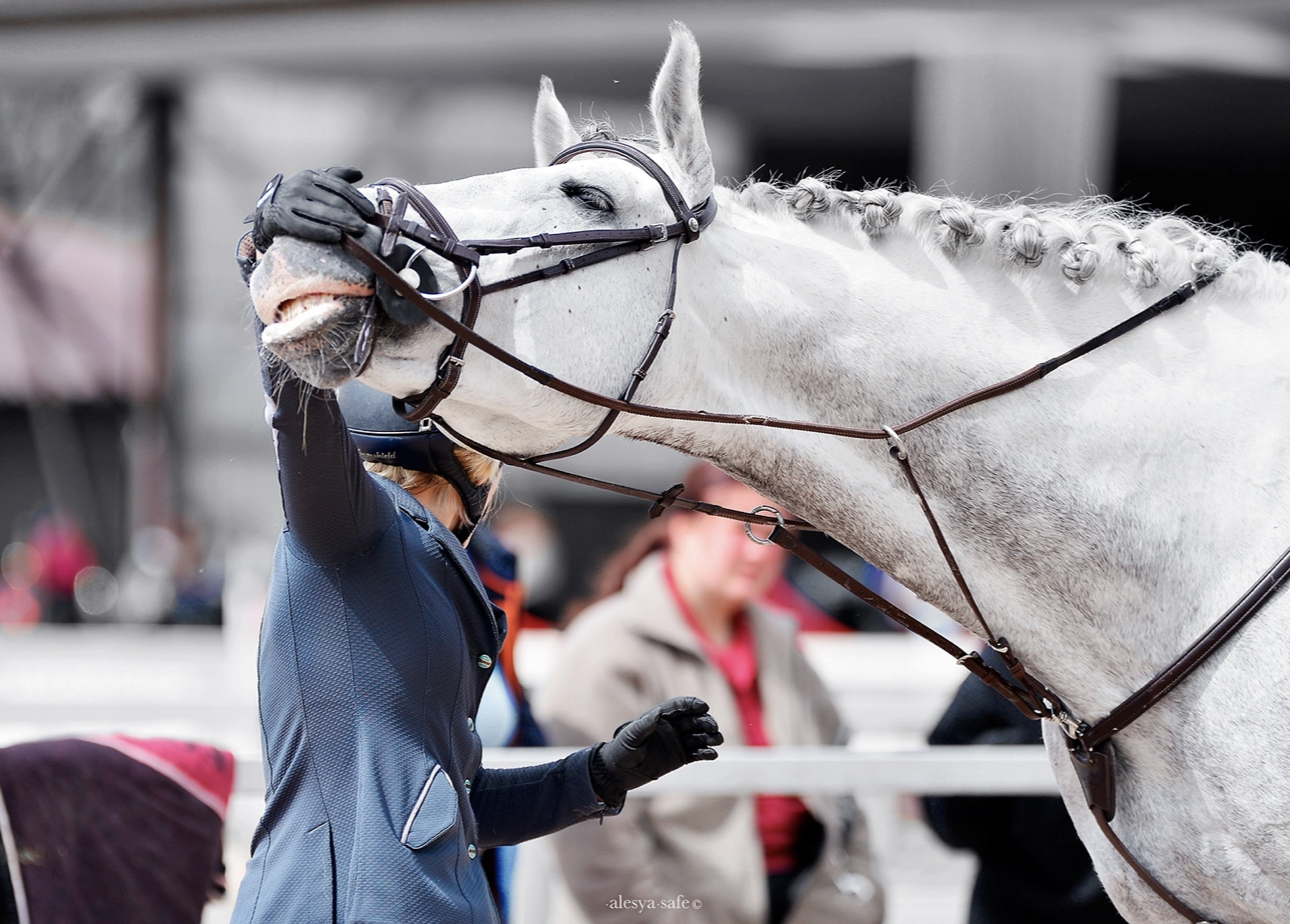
[341,144,1285,924]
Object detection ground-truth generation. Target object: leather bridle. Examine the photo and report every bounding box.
[344,139,715,456]
[336,141,1287,924]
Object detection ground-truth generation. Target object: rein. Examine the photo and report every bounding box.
[338,144,1286,923]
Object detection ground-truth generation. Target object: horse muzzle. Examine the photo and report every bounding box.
[251,234,376,326]
[253,235,379,387]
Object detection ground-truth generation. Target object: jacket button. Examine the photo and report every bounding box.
[466,717,475,732]
[467,844,477,859]
[477,654,493,669]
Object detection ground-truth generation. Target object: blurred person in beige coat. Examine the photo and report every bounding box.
[536,465,883,924]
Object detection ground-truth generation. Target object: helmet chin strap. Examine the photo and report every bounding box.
[417,417,492,542]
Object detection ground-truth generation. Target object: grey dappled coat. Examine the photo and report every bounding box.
[231,371,608,924]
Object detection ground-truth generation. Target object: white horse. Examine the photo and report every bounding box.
[250,24,1290,924]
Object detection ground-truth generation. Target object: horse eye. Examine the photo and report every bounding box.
[561,180,614,213]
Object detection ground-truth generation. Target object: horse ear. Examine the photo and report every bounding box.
[649,22,714,202]
[533,76,580,167]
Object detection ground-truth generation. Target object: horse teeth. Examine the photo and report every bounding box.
[276,294,326,324]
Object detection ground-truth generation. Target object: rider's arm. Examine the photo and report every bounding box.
[469,749,613,849]
[261,338,393,564]
[246,168,390,563]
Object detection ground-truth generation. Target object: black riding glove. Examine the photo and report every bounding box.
[249,166,376,252]
[589,696,723,807]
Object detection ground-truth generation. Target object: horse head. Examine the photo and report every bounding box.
[251,22,715,455]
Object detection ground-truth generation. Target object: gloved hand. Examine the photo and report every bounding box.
[590,696,722,806]
[249,166,376,251]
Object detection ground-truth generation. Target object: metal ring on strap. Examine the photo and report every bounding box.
[744,505,786,545]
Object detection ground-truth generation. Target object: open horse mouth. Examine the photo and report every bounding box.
[252,237,378,388]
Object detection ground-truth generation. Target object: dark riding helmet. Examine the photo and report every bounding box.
[337,381,491,530]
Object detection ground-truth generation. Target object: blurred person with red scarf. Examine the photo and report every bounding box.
[537,464,882,924]
[25,509,97,623]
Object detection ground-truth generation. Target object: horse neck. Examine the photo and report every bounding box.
[626,200,1290,720]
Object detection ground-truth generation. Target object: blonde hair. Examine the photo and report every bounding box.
[364,448,501,525]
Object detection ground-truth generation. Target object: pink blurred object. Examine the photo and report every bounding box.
[0,585,40,628]
[83,734,236,821]
[0,206,158,401]
[27,511,97,596]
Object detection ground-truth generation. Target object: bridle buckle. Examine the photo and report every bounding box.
[643,223,667,250]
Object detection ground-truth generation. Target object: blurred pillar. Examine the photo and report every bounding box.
[26,403,116,565]
[124,84,179,545]
[913,33,1112,200]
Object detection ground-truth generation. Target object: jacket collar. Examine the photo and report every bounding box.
[374,476,493,612]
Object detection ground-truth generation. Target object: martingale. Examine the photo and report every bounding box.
[343,139,1286,924]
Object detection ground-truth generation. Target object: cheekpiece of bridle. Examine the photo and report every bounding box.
[340,142,1283,924]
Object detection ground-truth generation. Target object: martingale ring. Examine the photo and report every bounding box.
[744,505,785,545]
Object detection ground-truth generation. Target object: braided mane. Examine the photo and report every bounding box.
[574,119,1275,293]
[729,175,1260,291]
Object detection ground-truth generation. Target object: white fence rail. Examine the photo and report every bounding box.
[234,745,1060,795]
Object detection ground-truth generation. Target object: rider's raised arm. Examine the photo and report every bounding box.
[261,343,393,565]
[245,167,390,563]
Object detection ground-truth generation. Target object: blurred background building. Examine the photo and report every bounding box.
[0,2,1288,920]
[2,0,1290,630]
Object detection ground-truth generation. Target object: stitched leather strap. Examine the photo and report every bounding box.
[884,440,1072,723]
[1083,542,1290,749]
[345,249,1219,444]
[1091,805,1214,923]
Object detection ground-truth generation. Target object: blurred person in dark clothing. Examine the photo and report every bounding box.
[923,649,1127,924]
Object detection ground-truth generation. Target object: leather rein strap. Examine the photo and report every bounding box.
[1082,545,1290,750]
[338,144,1282,921]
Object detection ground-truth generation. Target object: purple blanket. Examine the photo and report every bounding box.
[0,738,228,924]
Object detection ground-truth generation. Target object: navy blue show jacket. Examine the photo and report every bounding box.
[232,370,607,924]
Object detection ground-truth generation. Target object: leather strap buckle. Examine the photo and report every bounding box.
[643,224,667,249]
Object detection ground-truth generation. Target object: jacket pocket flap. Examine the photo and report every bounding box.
[401,766,458,850]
